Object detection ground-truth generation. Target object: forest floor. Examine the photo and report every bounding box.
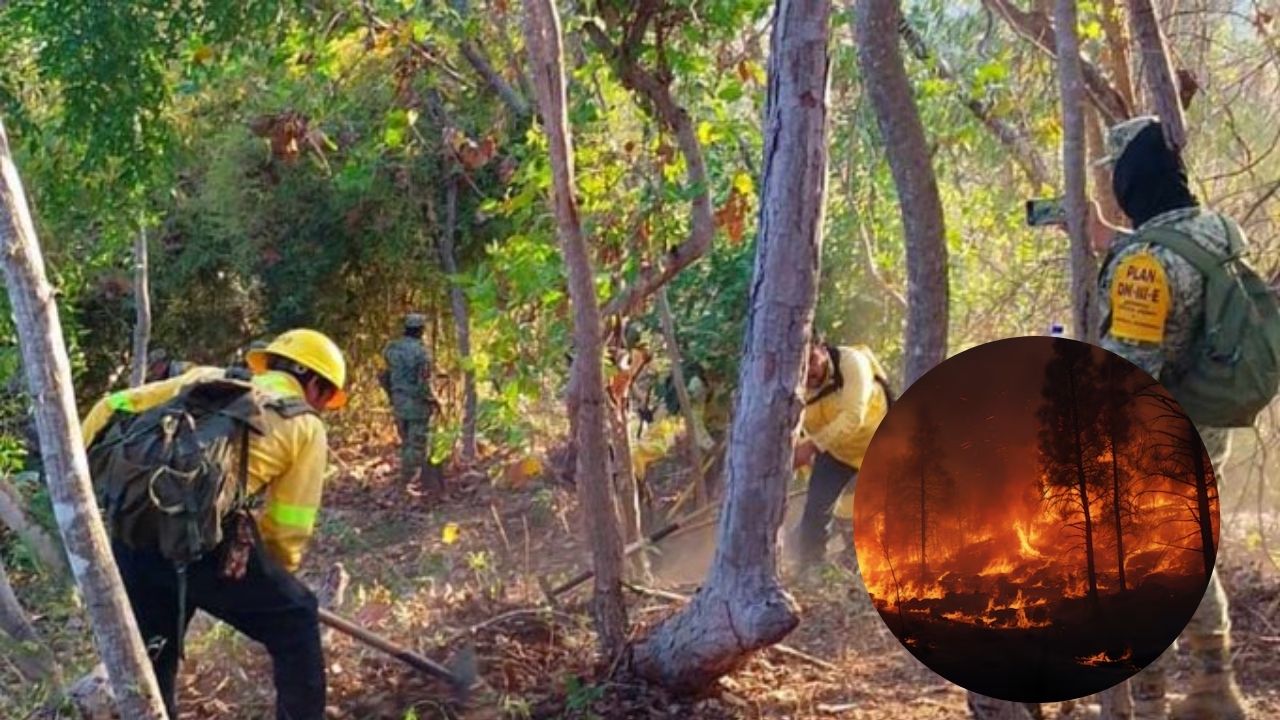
[13,436,1280,719]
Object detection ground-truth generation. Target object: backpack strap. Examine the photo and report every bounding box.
[268,396,316,419]
[874,374,896,410]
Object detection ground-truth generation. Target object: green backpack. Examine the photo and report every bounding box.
[87,378,268,566]
[1133,217,1280,427]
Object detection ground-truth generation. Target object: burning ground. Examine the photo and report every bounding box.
[854,338,1220,703]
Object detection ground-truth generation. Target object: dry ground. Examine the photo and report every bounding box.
[9,439,1279,719]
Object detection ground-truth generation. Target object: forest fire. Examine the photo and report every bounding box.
[1076,648,1134,667]
[852,338,1221,702]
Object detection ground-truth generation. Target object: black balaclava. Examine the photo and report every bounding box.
[1111,122,1199,227]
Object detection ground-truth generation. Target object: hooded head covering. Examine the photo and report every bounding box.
[1107,117,1198,227]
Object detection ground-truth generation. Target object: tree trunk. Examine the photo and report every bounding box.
[440,176,479,463]
[0,555,63,686]
[1098,0,1136,110]
[607,392,649,580]
[1190,426,1214,581]
[1086,105,1127,226]
[856,0,948,387]
[656,287,706,508]
[1055,0,1099,343]
[521,0,628,658]
[1126,0,1187,150]
[129,221,150,388]
[1108,419,1128,592]
[0,118,169,719]
[0,474,70,580]
[919,466,927,582]
[1066,367,1100,607]
[632,0,830,690]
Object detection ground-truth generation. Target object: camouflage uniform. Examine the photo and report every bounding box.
[1096,117,1245,720]
[383,315,435,485]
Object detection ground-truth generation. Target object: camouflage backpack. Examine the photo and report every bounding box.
[87,378,271,566]
[1133,217,1280,427]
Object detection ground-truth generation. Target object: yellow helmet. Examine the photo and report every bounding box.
[246,328,348,409]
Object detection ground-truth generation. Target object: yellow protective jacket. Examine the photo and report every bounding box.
[82,367,329,572]
[802,345,890,471]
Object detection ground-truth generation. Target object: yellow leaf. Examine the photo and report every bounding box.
[442,522,461,545]
[192,45,214,65]
[697,121,715,146]
[732,171,754,196]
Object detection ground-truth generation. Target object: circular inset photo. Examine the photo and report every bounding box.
[853,337,1220,703]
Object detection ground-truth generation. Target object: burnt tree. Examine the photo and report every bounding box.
[1038,340,1104,607]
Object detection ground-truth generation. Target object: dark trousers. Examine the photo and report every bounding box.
[797,451,858,566]
[112,538,326,720]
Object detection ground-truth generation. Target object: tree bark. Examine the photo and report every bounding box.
[0,118,169,719]
[1085,105,1127,226]
[656,287,706,508]
[440,176,479,463]
[982,0,1131,124]
[898,21,1050,190]
[584,6,716,322]
[0,555,63,686]
[521,0,628,658]
[0,476,70,580]
[1067,366,1101,607]
[129,221,150,388]
[1098,0,1136,110]
[1055,0,1099,343]
[1125,0,1187,150]
[632,0,829,690]
[856,0,948,387]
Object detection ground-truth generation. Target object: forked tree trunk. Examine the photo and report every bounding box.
[129,221,150,388]
[1126,0,1187,150]
[856,0,947,386]
[0,119,169,718]
[440,176,479,462]
[631,0,830,691]
[521,0,628,658]
[1055,0,1099,342]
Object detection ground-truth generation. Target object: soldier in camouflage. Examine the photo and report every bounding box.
[382,313,439,489]
[1091,116,1247,720]
[145,348,193,382]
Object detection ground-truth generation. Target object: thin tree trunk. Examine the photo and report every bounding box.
[0,474,70,580]
[129,221,150,388]
[1086,105,1127,226]
[440,176,479,463]
[656,287,706,508]
[919,466,927,583]
[460,44,530,119]
[521,0,627,658]
[0,555,63,686]
[1067,367,1100,606]
[1126,0,1187,150]
[1055,0,1099,343]
[1099,0,1136,110]
[1109,418,1128,592]
[0,118,169,718]
[856,0,947,387]
[632,0,829,690]
[607,393,649,579]
[1190,427,1214,581]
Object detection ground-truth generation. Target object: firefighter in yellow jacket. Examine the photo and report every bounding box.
[794,339,892,569]
[82,329,346,720]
